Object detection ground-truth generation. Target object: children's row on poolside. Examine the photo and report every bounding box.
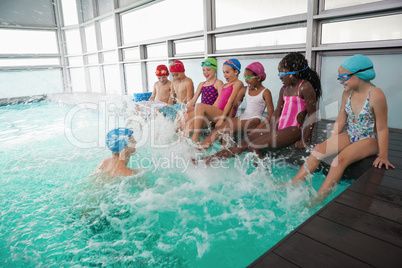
[101,53,394,204]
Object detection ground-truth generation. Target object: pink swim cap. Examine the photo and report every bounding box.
[246,62,266,81]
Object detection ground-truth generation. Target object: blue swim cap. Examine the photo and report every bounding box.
[223,58,241,74]
[340,54,376,82]
[106,128,134,153]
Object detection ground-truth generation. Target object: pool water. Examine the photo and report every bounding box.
[0,101,352,267]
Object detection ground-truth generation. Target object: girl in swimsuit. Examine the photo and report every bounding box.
[188,59,244,143]
[192,52,321,164]
[291,54,394,203]
[199,62,274,150]
[177,58,223,133]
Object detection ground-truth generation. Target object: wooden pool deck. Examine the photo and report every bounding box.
[249,120,402,268]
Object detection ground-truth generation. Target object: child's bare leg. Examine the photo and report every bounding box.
[317,137,378,199]
[192,104,221,142]
[200,118,237,149]
[292,132,351,183]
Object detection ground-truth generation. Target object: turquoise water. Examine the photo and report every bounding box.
[0,101,352,267]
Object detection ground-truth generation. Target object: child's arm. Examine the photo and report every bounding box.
[167,83,176,105]
[295,83,318,148]
[330,91,348,137]
[249,89,274,135]
[230,86,247,115]
[271,87,286,129]
[212,82,223,108]
[187,82,202,108]
[371,88,395,169]
[185,78,195,104]
[216,81,242,127]
[148,82,157,101]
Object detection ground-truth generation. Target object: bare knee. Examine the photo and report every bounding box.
[331,153,350,169]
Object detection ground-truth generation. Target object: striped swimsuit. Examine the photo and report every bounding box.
[278,80,306,130]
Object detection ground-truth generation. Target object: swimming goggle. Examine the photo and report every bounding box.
[155,70,168,75]
[224,60,241,72]
[278,66,309,78]
[201,61,217,68]
[244,75,259,80]
[337,66,373,82]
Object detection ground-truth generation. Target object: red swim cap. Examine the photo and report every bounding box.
[169,60,185,73]
[155,65,169,76]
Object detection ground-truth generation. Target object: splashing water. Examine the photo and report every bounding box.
[0,101,352,267]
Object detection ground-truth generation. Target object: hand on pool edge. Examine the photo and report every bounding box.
[373,156,395,169]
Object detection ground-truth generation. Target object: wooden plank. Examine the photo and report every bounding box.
[389,132,402,141]
[368,167,402,180]
[347,179,402,206]
[335,190,402,223]
[298,216,402,268]
[249,253,299,268]
[388,149,402,158]
[388,143,402,152]
[273,233,370,268]
[318,202,402,248]
[359,173,402,190]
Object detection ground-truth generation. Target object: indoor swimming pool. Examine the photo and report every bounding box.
[0,100,352,267]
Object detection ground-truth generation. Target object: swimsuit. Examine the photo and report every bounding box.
[240,88,267,121]
[159,103,185,121]
[345,85,377,143]
[217,83,234,111]
[201,79,219,105]
[278,80,306,130]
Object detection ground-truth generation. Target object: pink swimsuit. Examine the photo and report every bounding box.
[217,83,234,111]
[277,80,306,130]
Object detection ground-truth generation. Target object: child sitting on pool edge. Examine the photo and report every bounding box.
[98,128,138,177]
[291,54,394,203]
[159,60,194,121]
[133,65,171,117]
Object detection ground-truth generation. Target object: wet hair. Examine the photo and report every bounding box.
[280,52,322,100]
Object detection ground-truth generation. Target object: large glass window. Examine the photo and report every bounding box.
[121,0,203,45]
[123,47,140,61]
[215,28,306,51]
[69,68,87,92]
[320,54,402,129]
[65,29,82,55]
[103,64,122,95]
[80,0,95,22]
[100,18,117,49]
[61,0,79,26]
[85,25,97,53]
[146,43,167,59]
[0,69,63,98]
[0,0,56,27]
[125,63,142,94]
[0,29,58,54]
[324,0,384,10]
[97,0,114,15]
[102,51,118,63]
[89,67,102,93]
[0,58,59,67]
[174,38,204,55]
[215,0,308,28]
[322,14,402,44]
